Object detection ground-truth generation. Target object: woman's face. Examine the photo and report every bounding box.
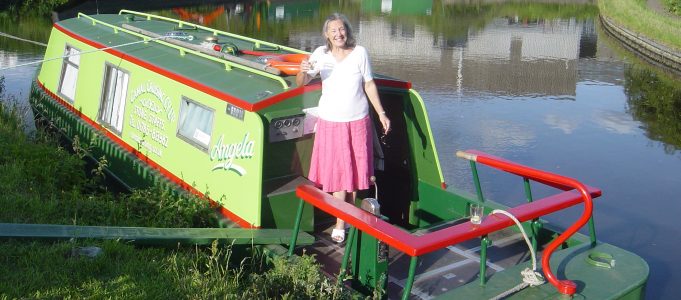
[325,19,347,49]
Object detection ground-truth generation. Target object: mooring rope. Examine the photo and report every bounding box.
[488,209,545,300]
[0,36,167,71]
[0,31,48,47]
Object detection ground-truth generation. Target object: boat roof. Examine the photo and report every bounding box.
[53,11,410,112]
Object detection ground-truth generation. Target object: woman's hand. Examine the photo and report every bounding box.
[296,60,314,86]
[379,113,391,134]
[300,59,314,73]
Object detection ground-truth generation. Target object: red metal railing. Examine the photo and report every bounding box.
[291,150,600,297]
[458,150,597,295]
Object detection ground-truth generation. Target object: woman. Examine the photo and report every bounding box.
[296,13,390,243]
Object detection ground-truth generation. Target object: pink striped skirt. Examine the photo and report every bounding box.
[308,115,373,193]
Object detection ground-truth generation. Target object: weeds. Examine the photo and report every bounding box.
[0,77,362,298]
[664,0,681,16]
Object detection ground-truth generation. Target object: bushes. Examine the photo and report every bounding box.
[664,0,681,16]
[0,0,68,16]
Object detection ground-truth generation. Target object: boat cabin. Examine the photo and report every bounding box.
[32,10,443,230]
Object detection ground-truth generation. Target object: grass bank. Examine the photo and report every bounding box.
[663,0,681,16]
[599,0,681,51]
[0,77,358,299]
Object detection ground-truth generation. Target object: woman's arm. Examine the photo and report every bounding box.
[296,72,310,86]
[365,79,391,134]
[296,59,315,86]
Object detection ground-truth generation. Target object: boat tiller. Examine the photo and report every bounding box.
[350,180,389,295]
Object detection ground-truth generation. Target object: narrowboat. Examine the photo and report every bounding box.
[29,10,648,299]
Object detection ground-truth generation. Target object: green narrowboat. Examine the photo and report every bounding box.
[29,10,648,299]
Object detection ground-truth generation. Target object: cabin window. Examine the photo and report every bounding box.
[58,45,81,102]
[177,97,214,150]
[98,64,129,134]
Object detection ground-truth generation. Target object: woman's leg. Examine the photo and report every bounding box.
[332,191,348,230]
[332,191,358,229]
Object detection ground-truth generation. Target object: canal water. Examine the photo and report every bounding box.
[2,1,680,299]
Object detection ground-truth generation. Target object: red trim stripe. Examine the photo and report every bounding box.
[375,78,412,90]
[252,78,411,111]
[35,79,256,228]
[53,23,257,111]
[253,82,321,111]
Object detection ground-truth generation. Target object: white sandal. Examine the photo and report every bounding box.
[331,228,345,243]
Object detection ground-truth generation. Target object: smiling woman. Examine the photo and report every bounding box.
[296,13,391,243]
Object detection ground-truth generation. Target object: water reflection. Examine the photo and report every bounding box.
[2,1,681,298]
[625,67,681,153]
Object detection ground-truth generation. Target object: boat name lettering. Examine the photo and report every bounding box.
[209,134,255,176]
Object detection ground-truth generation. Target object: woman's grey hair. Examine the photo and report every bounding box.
[323,13,356,52]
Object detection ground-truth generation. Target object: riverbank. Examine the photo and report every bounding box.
[0,81,351,299]
[598,0,681,75]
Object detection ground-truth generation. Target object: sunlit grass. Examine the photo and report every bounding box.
[0,77,359,299]
[599,0,681,50]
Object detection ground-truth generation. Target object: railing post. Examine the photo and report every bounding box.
[479,235,490,285]
[588,217,597,246]
[470,160,485,203]
[523,178,538,251]
[402,256,419,300]
[287,198,305,256]
[338,227,357,285]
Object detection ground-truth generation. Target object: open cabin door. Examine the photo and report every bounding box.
[372,91,416,228]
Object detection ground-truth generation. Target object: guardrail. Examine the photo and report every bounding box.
[289,150,601,298]
[76,13,290,89]
[457,150,598,296]
[118,10,306,55]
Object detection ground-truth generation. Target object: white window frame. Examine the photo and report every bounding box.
[98,63,130,135]
[57,44,81,102]
[177,97,214,151]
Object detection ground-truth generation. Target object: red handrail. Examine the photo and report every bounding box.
[295,150,599,297]
[459,150,594,296]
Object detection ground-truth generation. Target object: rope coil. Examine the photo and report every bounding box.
[488,209,545,300]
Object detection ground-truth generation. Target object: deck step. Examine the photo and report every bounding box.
[435,242,648,299]
[0,223,314,246]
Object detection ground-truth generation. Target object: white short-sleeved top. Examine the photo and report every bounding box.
[309,45,374,122]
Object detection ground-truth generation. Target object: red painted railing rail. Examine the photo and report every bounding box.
[295,150,600,296]
[457,150,597,296]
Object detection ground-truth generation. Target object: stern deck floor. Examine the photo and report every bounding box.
[299,221,536,299]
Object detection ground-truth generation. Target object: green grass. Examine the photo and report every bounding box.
[599,0,681,51]
[663,0,681,16]
[0,77,361,299]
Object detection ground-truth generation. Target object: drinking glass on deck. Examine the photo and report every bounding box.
[469,203,483,225]
[306,60,319,76]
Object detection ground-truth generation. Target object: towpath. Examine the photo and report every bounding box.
[647,0,679,19]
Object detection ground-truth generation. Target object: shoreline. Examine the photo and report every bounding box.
[599,15,681,76]
[598,0,681,76]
